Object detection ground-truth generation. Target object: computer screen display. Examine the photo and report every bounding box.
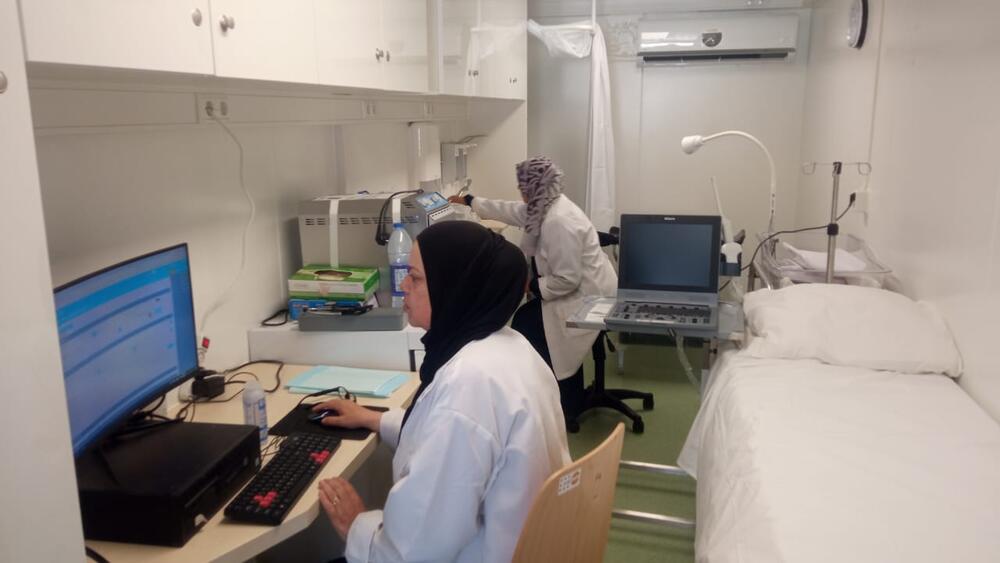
[55,244,198,456]
[618,215,721,293]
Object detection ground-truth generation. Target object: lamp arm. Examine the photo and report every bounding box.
[702,130,777,233]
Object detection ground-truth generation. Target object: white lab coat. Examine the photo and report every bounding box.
[345,327,571,563]
[472,194,618,379]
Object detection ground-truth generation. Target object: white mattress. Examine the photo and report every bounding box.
[679,351,1000,563]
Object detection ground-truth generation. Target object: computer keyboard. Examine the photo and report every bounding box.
[224,432,341,525]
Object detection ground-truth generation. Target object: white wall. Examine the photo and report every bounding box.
[528,10,811,239]
[33,98,521,373]
[37,124,341,372]
[797,0,1000,421]
[0,0,84,558]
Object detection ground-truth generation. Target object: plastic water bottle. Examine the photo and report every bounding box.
[242,380,268,447]
[387,223,412,308]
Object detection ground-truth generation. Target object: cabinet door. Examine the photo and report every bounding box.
[439,0,479,96]
[481,0,525,100]
[314,0,383,89]
[381,0,429,93]
[19,0,214,74]
[210,0,318,83]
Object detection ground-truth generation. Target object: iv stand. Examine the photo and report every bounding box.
[801,160,871,283]
[826,162,842,283]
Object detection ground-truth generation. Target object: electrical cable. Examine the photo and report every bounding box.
[131,394,166,420]
[197,114,257,361]
[85,546,110,563]
[374,189,423,246]
[221,360,284,393]
[742,194,856,273]
[261,308,289,327]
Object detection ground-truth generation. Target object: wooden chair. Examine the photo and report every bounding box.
[512,423,625,563]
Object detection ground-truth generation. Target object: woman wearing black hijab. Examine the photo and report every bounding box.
[311,221,570,563]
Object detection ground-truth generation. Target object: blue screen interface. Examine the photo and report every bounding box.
[55,246,197,455]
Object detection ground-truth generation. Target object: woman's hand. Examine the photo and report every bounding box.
[448,195,469,206]
[318,477,365,540]
[311,399,382,432]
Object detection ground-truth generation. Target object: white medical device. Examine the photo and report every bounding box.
[298,192,456,269]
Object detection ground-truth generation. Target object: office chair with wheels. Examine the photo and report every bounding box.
[569,228,654,434]
[512,423,625,563]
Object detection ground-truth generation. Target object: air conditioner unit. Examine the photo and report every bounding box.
[638,14,799,62]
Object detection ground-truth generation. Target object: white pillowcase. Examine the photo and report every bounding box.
[743,284,963,377]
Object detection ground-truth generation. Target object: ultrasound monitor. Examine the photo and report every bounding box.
[618,214,722,295]
[54,244,198,456]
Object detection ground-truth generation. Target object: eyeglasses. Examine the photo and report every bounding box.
[295,386,356,408]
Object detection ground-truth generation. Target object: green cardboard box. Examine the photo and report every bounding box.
[287,265,379,302]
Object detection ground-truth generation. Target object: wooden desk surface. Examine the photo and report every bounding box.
[87,364,419,563]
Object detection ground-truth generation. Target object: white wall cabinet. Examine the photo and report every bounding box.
[21,0,520,99]
[19,0,215,74]
[439,0,479,96]
[481,0,526,99]
[315,0,428,93]
[210,0,318,83]
[438,0,525,100]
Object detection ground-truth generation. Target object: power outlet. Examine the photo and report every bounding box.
[197,94,230,122]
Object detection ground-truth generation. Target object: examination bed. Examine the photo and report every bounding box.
[678,284,1000,563]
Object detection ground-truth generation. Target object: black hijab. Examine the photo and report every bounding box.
[400,221,528,430]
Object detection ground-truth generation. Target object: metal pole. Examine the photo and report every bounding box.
[826,161,842,283]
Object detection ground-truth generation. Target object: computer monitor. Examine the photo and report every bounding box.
[54,244,198,456]
[618,214,722,294]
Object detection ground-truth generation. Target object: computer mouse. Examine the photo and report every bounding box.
[308,409,335,424]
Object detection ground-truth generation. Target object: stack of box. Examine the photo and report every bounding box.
[287,265,379,320]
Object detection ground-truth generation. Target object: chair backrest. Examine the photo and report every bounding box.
[512,423,625,563]
[597,227,620,268]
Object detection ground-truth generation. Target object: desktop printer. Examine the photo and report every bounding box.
[75,422,261,547]
[298,191,457,269]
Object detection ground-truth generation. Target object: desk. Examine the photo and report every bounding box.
[567,297,743,531]
[87,364,419,563]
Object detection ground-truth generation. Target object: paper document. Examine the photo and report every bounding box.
[286,366,409,398]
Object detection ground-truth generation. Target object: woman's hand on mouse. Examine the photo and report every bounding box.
[311,399,381,431]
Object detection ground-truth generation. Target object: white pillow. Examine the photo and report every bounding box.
[743,284,963,377]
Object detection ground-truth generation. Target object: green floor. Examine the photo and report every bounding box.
[567,336,702,563]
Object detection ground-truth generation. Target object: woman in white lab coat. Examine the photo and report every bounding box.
[450,156,618,424]
[310,221,570,563]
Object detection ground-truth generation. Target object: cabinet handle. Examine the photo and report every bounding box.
[385,50,391,62]
[0,71,7,94]
[375,48,384,62]
[472,70,479,77]
[219,14,235,32]
[191,8,203,26]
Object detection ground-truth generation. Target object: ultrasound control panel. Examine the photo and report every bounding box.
[606,302,714,329]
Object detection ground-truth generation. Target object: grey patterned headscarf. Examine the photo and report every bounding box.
[516,156,564,256]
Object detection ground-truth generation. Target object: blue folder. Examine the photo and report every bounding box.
[285,365,409,398]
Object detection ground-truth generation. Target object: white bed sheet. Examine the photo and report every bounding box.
[679,351,1000,563]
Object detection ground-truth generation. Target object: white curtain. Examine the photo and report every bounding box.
[528,20,617,231]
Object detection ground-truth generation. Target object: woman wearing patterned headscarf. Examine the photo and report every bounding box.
[449,156,617,428]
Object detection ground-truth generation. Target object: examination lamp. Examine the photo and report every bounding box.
[680,130,777,234]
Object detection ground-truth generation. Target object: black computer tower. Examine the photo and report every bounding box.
[76,421,261,547]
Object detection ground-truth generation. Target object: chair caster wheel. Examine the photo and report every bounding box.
[632,419,644,434]
[643,397,654,410]
[566,419,580,434]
